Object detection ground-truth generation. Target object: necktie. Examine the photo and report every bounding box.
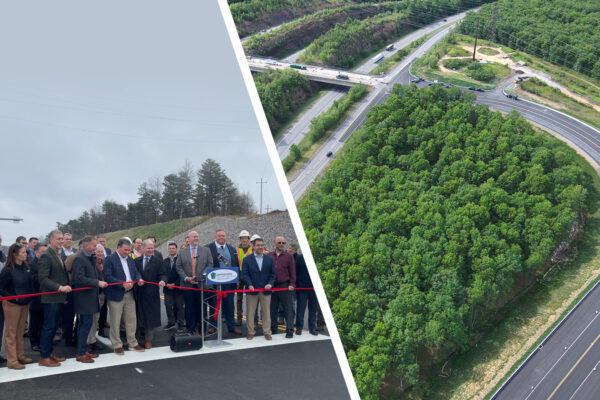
[143,257,148,271]
[191,247,196,278]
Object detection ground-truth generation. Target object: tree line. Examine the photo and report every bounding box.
[57,159,254,238]
[298,85,593,398]
[253,69,318,135]
[459,0,600,80]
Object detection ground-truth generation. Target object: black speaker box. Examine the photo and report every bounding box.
[170,333,203,352]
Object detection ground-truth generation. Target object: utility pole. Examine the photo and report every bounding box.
[256,178,267,214]
[265,205,271,214]
[0,217,23,223]
[473,18,480,61]
[488,3,497,43]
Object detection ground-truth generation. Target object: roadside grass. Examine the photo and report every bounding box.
[510,79,600,131]
[411,34,510,89]
[103,215,209,250]
[478,47,499,56]
[418,149,600,400]
[510,52,600,105]
[283,85,368,175]
[271,89,328,140]
[370,32,433,75]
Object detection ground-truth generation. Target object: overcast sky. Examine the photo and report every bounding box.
[0,0,286,242]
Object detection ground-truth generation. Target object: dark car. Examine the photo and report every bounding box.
[336,73,349,80]
[468,87,476,91]
[475,88,485,92]
[326,151,333,157]
[411,77,423,83]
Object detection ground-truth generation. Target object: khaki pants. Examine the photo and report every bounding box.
[246,293,271,336]
[2,301,29,366]
[87,293,105,344]
[107,291,138,349]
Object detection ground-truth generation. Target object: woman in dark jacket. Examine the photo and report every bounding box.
[0,243,35,369]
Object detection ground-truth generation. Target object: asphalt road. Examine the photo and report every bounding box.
[493,282,600,400]
[0,340,348,400]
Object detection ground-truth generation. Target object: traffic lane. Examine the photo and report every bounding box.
[495,283,600,400]
[475,95,600,166]
[570,359,600,400]
[544,333,600,400]
[1,341,349,400]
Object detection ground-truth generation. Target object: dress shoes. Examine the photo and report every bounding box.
[50,354,66,362]
[8,363,25,370]
[285,332,294,338]
[18,357,34,364]
[31,345,41,352]
[264,334,272,340]
[295,330,302,335]
[76,354,95,363]
[0,355,6,363]
[229,328,242,335]
[38,357,60,367]
[134,345,145,352]
[145,341,152,349]
[163,323,176,331]
[85,352,99,359]
[208,328,216,334]
[246,333,254,340]
[114,348,125,355]
[122,342,129,349]
[310,330,318,336]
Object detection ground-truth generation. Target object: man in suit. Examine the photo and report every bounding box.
[60,233,77,261]
[163,242,184,331]
[242,236,275,340]
[26,237,38,263]
[206,229,242,335]
[38,230,71,367]
[72,236,107,363]
[290,245,318,336]
[146,236,163,261]
[134,239,166,348]
[176,230,212,335]
[28,243,47,352]
[103,238,145,354]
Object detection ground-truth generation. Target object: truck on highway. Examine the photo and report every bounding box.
[290,64,307,70]
[385,44,395,51]
[372,53,384,63]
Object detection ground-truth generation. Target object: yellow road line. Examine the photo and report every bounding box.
[547,333,600,400]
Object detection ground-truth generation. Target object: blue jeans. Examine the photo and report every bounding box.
[296,290,318,332]
[77,314,93,356]
[40,303,63,358]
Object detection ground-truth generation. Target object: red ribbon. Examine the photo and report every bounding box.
[0,280,314,322]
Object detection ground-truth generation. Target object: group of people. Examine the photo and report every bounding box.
[0,229,321,370]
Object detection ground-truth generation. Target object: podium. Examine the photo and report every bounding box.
[202,267,239,348]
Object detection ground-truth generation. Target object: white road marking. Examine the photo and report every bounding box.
[0,334,330,383]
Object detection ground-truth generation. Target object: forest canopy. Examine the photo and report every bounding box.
[459,0,600,80]
[298,85,593,398]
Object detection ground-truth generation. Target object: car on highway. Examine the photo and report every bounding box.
[475,88,485,92]
[326,151,333,157]
[411,77,423,83]
[468,87,476,91]
[336,73,349,80]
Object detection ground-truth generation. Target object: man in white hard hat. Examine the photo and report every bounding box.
[235,230,252,326]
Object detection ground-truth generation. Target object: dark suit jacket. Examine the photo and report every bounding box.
[29,258,42,310]
[163,256,180,290]
[134,255,166,329]
[294,254,313,289]
[242,253,275,295]
[38,247,69,303]
[103,252,141,302]
[206,242,239,289]
[104,247,112,257]
[72,249,102,315]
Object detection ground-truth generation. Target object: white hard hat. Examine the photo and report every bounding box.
[239,230,250,238]
[250,234,262,242]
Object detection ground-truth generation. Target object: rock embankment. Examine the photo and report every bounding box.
[156,211,300,255]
